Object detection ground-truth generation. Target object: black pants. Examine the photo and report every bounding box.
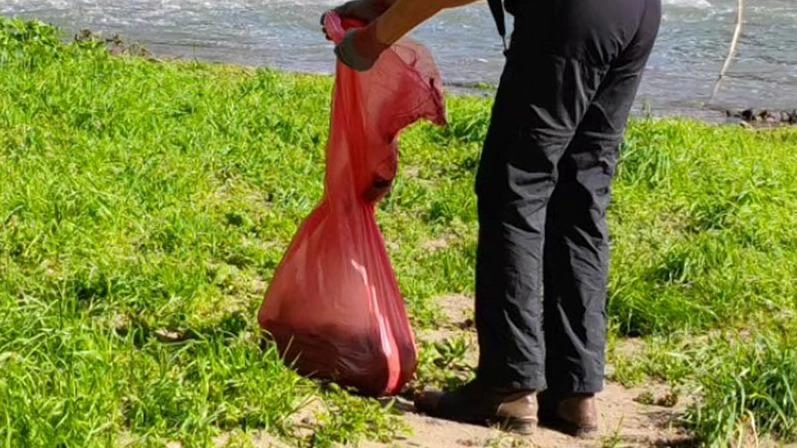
[474,0,661,394]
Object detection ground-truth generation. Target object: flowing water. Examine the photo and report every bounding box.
[2,0,796,118]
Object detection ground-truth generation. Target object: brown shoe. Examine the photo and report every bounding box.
[537,392,599,438]
[414,381,537,435]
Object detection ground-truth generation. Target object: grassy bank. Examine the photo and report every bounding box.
[1,18,796,447]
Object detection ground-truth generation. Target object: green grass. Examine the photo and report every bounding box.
[2,17,797,447]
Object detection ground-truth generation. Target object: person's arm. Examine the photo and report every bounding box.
[373,0,479,45]
[332,0,479,71]
[330,0,395,24]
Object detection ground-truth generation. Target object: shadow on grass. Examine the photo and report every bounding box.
[114,311,251,347]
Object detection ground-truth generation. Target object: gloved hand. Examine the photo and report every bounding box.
[333,24,389,72]
[320,0,390,42]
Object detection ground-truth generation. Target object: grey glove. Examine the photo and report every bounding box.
[334,25,389,72]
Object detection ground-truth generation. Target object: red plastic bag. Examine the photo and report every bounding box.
[258,12,446,396]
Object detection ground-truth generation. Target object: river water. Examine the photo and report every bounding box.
[2,0,796,118]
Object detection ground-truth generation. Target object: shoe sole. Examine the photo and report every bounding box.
[492,416,537,435]
[421,408,536,435]
[538,412,597,438]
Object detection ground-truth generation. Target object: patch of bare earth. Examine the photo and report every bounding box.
[418,294,474,339]
[420,235,457,253]
[360,381,691,448]
[383,295,695,448]
[211,432,292,448]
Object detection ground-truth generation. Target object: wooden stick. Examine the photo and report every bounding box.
[710,0,744,103]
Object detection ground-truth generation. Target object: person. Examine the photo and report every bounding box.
[323,0,661,437]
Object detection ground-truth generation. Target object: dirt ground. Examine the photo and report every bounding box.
[359,295,694,448]
[362,382,691,448]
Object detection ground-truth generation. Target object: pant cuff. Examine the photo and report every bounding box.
[476,365,547,392]
[545,380,604,396]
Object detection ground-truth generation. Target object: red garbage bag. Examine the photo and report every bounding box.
[258,12,446,396]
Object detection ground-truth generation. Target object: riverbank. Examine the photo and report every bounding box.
[2,18,797,447]
[4,0,797,119]
[69,26,797,128]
